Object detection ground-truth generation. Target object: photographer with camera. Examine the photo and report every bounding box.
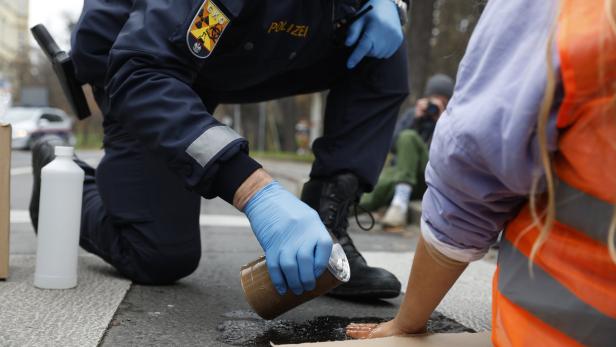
[360,74,454,229]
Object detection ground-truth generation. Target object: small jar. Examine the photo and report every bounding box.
[240,243,350,320]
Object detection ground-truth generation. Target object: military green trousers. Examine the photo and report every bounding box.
[360,129,429,211]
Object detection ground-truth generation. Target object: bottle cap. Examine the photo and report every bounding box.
[327,243,350,282]
[54,146,74,157]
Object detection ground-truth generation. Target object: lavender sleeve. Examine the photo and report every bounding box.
[420,0,560,262]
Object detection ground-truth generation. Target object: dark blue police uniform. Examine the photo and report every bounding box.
[71,0,409,284]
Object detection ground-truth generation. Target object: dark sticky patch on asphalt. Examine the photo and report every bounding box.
[217,310,474,346]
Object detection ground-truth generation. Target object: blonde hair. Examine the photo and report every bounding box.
[530,0,616,265]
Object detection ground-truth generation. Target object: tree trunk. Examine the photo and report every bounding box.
[428,0,484,79]
[309,93,323,146]
[240,104,259,147]
[407,0,437,100]
[277,97,299,152]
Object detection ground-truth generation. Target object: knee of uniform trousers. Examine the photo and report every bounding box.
[121,245,202,285]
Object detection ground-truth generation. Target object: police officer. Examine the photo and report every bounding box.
[29,0,409,299]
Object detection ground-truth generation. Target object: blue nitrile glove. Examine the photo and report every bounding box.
[244,181,333,296]
[345,0,404,69]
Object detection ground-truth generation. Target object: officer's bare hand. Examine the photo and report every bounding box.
[345,0,404,69]
[243,180,333,295]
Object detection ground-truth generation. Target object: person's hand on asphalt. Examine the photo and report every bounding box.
[346,319,426,339]
[345,0,404,69]
[243,181,333,296]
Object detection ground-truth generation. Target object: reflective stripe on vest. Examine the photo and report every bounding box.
[499,239,616,346]
[498,178,616,346]
[555,180,614,244]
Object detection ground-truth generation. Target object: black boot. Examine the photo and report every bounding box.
[301,173,401,299]
[29,138,66,233]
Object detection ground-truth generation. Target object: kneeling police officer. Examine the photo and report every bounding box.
[30,0,409,299]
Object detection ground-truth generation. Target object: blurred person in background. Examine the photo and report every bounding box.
[360,74,454,229]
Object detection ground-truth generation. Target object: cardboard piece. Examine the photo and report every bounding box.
[0,123,10,279]
[273,332,492,347]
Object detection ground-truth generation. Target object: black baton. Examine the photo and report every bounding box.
[31,24,91,120]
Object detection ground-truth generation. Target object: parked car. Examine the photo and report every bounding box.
[0,107,76,150]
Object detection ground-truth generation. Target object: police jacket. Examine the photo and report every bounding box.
[71,0,404,203]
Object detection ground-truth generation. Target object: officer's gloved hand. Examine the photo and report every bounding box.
[244,181,333,295]
[345,0,403,69]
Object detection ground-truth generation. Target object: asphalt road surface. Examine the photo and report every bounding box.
[8,149,474,346]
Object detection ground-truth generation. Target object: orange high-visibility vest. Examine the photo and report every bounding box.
[492,0,616,346]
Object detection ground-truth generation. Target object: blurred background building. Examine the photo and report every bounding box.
[0,0,30,100]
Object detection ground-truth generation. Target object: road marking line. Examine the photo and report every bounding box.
[84,158,99,167]
[11,158,99,177]
[10,209,250,228]
[11,167,32,176]
[199,214,250,227]
[10,210,30,223]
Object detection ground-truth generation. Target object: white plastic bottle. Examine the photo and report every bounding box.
[34,146,84,289]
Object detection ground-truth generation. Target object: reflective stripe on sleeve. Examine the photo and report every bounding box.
[498,240,616,347]
[186,125,243,167]
[555,179,613,244]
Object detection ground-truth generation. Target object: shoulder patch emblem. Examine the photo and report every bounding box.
[186,0,230,59]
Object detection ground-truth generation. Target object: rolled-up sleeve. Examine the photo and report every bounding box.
[420,0,560,262]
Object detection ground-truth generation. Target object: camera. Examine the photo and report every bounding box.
[425,102,440,119]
